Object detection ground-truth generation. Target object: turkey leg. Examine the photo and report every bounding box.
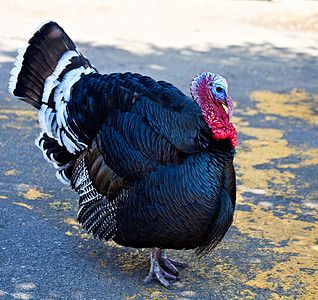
[142,248,187,289]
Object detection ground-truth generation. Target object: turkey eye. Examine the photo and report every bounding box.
[216,87,223,93]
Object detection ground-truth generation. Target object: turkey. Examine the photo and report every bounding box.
[9,21,237,288]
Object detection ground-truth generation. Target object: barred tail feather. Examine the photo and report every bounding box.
[7,20,52,107]
[10,21,72,106]
[9,20,96,108]
[35,132,77,184]
[9,21,97,183]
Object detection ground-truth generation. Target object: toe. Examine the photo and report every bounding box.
[156,272,172,289]
[167,258,188,267]
[159,258,179,275]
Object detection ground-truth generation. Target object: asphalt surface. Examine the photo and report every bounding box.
[0,1,318,299]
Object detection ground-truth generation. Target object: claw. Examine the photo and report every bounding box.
[142,268,175,289]
[142,248,187,288]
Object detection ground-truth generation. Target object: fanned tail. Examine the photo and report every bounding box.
[9,21,97,183]
[35,132,77,184]
[9,21,95,108]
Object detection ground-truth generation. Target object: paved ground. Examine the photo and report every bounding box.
[0,0,317,299]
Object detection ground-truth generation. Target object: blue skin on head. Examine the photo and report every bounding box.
[210,75,228,103]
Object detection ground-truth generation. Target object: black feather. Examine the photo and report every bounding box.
[10,21,237,258]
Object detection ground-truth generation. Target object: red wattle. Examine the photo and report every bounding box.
[190,72,238,147]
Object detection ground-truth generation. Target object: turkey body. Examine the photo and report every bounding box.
[9,21,236,286]
[68,73,235,252]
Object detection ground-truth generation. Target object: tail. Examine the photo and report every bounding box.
[9,21,97,183]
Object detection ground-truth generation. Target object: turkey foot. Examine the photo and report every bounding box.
[157,249,188,276]
[142,248,186,289]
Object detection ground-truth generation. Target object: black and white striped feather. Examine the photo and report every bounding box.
[9,21,97,183]
[71,152,121,240]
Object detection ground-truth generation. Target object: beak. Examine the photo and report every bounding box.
[225,95,234,120]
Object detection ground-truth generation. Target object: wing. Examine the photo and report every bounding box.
[71,139,125,240]
[222,160,236,208]
[67,72,212,159]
